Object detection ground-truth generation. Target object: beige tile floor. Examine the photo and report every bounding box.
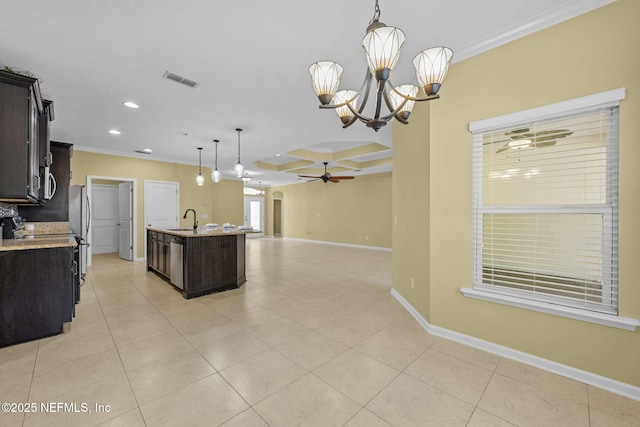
[2,238,639,426]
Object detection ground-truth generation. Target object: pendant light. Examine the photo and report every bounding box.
[195,147,204,186]
[234,128,245,178]
[211,139,221,183]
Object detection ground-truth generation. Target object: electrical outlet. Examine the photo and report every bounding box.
[411,277,415,290]
[201,213,208,219]
[202,201,209,206]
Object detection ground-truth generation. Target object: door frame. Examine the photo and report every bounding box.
[87,175,137,265]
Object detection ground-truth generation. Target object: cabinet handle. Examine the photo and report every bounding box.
[72,260,78,275]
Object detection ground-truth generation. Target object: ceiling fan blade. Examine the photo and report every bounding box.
[298,175,322,178]
[496,146,510,153]
[306,178,321,182]
[328,177,340,183]
[532,140,557,148]
[331,176,355,179]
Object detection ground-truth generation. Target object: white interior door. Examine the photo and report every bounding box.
[91,184,118,254]
[244,196,264,238]
[118,182,133,260]
[144,180,180,257]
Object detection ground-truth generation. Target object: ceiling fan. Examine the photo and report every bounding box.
[298,162,355,183]
[495,128,573,153]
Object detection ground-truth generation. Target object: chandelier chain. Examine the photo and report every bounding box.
[369,0,381,24]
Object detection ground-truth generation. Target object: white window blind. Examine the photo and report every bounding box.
[472,102,619,315]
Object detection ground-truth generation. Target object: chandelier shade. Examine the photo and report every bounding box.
[333,90,359,124]
[362,26,405,79]
[388,84,418,120]
[412,47,454,96]
[309,0,452,131]
[309,61,344,105]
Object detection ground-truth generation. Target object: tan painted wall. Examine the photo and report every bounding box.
[70,151,244,258]
[392,101,431,318]
[266,172,392,248]
[393,0,640,387]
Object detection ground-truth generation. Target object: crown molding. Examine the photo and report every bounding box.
[453,0,615,63]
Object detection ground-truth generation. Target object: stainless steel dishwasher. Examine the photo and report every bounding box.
[170,236,184,289]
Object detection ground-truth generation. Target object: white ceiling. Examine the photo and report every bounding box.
[0,0,610,187]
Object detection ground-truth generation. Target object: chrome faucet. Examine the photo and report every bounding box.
[183,209,197,230]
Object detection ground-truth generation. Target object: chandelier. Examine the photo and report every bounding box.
[309,0,453,131]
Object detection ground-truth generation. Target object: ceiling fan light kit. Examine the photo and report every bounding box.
[309,0,453,131]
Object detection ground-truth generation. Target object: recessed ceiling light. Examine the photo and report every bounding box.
[109,129,121,135]
[143,148,152,153]
[123,101,139,109]
[276,153,281,157]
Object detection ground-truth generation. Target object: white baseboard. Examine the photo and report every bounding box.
[283,237,391,252]
[390,288,640,402]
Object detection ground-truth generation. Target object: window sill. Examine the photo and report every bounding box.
[460,287,639,331]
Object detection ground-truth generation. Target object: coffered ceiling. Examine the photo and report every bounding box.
[0,0,611,187]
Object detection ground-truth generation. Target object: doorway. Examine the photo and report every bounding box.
[87,176,136,266]
[244,196,264,238]
[273,198,283,236]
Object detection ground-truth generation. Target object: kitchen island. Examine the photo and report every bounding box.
[146,227,252,299]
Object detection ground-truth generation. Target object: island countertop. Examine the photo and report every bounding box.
[146,226,257,237]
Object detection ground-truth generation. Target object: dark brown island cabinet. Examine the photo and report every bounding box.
[146,228,248,299]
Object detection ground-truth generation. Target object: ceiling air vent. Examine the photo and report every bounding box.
[162,71,199,88]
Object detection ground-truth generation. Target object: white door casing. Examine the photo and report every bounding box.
[118,182,133,260]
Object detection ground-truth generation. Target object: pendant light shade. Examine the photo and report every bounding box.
[309,61,343,105]
[211,139,221,183]
[195,147,204,186]
[412,47,453,96]
[362,25,405,79]
[388,84,418,120]
[235,128,244,178]
[333,90,359,124]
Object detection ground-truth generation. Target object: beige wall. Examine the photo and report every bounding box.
[71,151,244,259]
[266,172,392,248]
[393,0,640,387]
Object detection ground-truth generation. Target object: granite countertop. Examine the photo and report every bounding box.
[147,227,259,237]
[0,236,77,251]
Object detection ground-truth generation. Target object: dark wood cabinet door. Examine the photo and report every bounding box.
[0,246,73,347]
[20,142,71,221]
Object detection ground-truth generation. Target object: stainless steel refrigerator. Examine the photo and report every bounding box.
[69,185,89,278]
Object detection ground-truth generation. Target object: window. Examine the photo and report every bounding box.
[462,89,633,328]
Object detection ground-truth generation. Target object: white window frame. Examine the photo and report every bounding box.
[461,88,639,331]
